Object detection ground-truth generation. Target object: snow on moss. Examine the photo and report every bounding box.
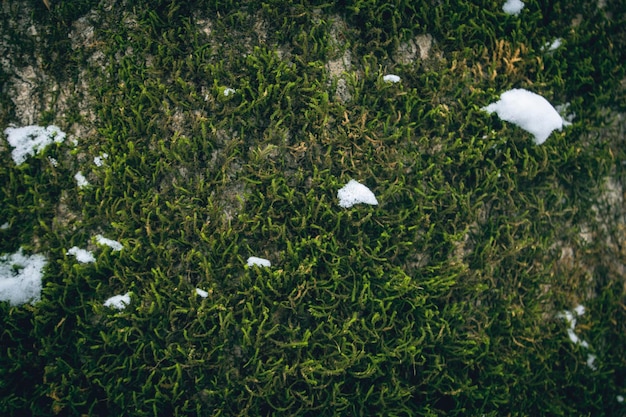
[383,74,401,83]
[67,246,96,263]
[104,292,131,310]
[95,234,123,251]
[502,0,524,15]
[482,88,568,145]
[4,125,66,165]
[74,171,90,188]
[337,179,379,208]
[0,248,46,306]
[247,256,271,267]
[195,288,209,298]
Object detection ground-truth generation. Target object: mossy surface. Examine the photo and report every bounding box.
[1,0,625,416]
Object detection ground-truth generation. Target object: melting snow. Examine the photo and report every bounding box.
[195,288,209,298]
[0,248,47,306]
[247,256,271,267]
[4,125,66,165]
[558,309,576,327]
[482,88,568,144]
[95,235,123,251]
[503,0,524,15]
[383,74,401,83]
[67,246,96,263]
[566,328,589,348]
[104,292,131,309]
[337,179,379,208]
[573,304,586,316]
[586,354,597,371]
[94,153,109,166]
[74,171,90,188]
[558,305,597,369]
[543,38,563,51]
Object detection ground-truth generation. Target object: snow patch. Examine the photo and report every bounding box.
[383,74,401,83]
[543,38,563,52]
[95,235,123,251]
[558,305,597,369]
[0,248,47,306]
[558,309,576,327]
[586,353,597,370]
[247,256,271,267]
[503,0,525,15]
[74,171,90,188]
[482,89,567,144]
[104,292,131,310]
[67,246,96,263]
[4,125,66,165]
[94,153,108,167]
[337,179,379,208]
[573,304,586,316]
[566,328,588,347]
[195,288,209,298]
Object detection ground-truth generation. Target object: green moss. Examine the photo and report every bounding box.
[1,0,625,415]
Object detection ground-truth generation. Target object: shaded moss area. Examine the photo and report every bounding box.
[1,0,625,416]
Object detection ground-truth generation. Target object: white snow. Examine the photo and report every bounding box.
[586,353,597,370]
[565,326,590,348]
[95,234,123,251]
[67,246,96,263]
[558,305,586,341]
[574,304,585,316]
[503,0,524,15]
[543,38,563,51]
[558,305,598,369]
[94,153,108,167]
[74,171,90,188]
[482,89,567,144]
[383,74,401,83]
[4,125,66,165]
[0,248,47,306]
[565,328,581,345]
[247,256,271,267]
[558,310,576,327]
[337,179,379,208]
[104,292,131,309]
[195,288,209,298]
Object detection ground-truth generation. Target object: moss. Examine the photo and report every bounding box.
[1,0,625,415]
